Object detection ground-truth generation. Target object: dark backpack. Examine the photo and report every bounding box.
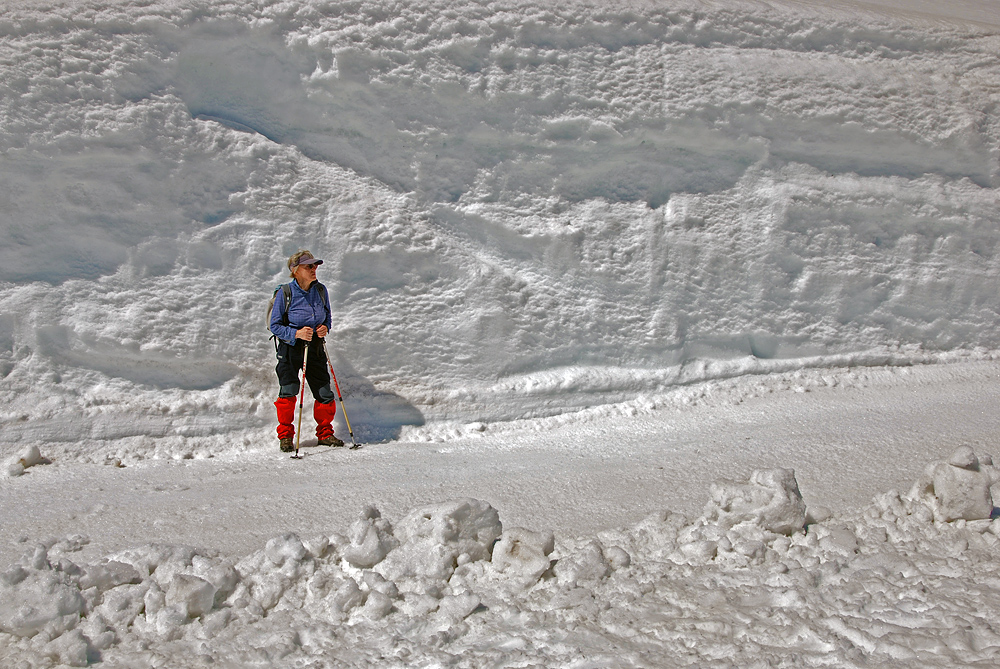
[267,283,293,331]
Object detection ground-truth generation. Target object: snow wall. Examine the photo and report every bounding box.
[1,0,999,451]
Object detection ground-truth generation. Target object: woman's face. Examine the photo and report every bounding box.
[294,262,318,283]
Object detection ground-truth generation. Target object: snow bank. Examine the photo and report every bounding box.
[2,447,999,666]
[1,0,1000,457]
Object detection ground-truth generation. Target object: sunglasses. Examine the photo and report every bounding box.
[298,263,318,270]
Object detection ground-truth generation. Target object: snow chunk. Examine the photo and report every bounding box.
[92,582,148,632]
[379,498,502,582]
[672,469,807,565]
[78,560,141,593]
[949,445,979,469]
[166,573,217,618]
[0,567,85,638]
[361,589,394,620]
[436,592,481,622]
[908,447,996,522]
[42,628,89,667]
[702,468,807,535]
[332,577,366,613]
[358,571,398,620]
[4,445,48,477]
[107,544,199,581]
[199,560,239,607]
[604,545,631,569]
[815,525,859,557]
[264,533,307,567]
[18,445,44,468]
[341,506,398,568]
[553,539,612,585]
[491,527,555,586]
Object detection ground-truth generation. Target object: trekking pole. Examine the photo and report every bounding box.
[321,338,361,449]
[292,341,309,459]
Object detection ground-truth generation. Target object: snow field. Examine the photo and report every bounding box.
[2,446,999,667]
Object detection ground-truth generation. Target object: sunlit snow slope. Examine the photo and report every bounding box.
[0,0,999,454]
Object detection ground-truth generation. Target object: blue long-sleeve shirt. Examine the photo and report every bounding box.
[269,281,332,345]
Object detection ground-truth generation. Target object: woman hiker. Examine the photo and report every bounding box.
[269,250,345,452]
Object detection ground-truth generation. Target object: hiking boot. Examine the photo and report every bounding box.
[279,437,295,452]
[317,435,345,448]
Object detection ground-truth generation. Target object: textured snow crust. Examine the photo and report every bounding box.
[2,448,999,667]
[0,0,999,458]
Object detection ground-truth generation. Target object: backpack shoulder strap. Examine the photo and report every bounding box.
[317,282,330,321]
[269,283,295,352]
[280,283,292,325]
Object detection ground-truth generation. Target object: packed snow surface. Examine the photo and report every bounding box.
[4,374,1000,668]
[2,0,1000,665]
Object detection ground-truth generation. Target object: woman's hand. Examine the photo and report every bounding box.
[316,325,328,338]
[295,327,314,341]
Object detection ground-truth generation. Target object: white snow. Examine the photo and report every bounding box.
[2,0,1000,665]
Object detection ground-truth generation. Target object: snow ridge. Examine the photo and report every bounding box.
[2,447,999,667]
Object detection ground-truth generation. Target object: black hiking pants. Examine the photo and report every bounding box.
[275,338,336,403]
